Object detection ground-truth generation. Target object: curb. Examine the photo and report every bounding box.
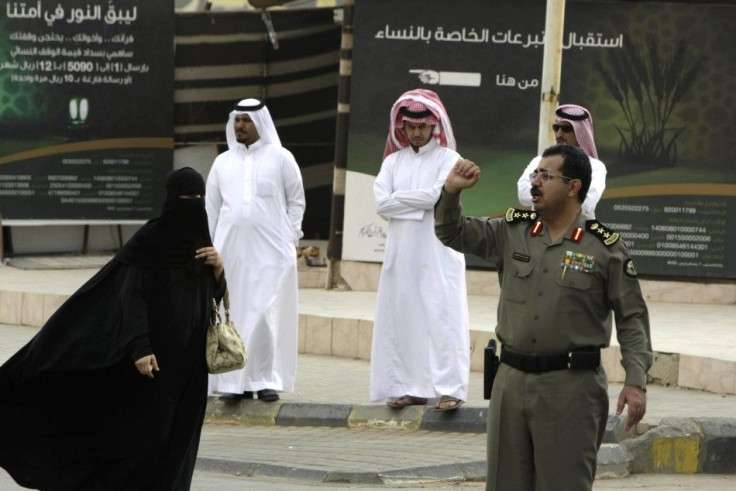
[195,457,329,483]
[205,397,640,437]
[205,397,488,432]
[378,461,486,484]
[597,417,736,478]
[195,456,487,485]
[622,417,736,475]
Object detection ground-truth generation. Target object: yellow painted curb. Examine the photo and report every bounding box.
[651,437,699,473]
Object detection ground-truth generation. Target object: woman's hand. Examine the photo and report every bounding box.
[134,354,159,378]
[196,246,224,280]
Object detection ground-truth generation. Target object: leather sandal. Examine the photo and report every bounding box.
[434,395,464,412]
[386,395,428,408]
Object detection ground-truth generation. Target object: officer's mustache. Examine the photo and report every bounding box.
[530,187,542,197]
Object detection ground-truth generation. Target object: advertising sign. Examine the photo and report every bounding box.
[0,0,174,221]
[343,0,736,278]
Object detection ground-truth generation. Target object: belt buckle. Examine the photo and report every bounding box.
[521,355,532,372]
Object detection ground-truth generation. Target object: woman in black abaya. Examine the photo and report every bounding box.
[0,167,226,490]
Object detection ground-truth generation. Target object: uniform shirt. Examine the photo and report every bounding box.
[435,191,652,387]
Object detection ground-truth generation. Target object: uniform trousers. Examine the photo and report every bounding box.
[486,363,609,491]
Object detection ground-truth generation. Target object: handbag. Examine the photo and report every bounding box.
[206,289,247,374]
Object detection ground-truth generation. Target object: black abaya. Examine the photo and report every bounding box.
[0,168,226,490]
[0,260,225,490]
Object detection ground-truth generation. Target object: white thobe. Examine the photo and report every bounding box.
[370,139,470,402]
[517,154,607,219]
[206,139,305,394]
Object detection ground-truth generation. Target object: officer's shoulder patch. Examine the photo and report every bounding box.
[624,259,638,278]
[585,220,620,247]
[505,208,538,224]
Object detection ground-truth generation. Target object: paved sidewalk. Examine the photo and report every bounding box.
[1,263,735,485]
[2,265,735,365]
[2,323,735,426]
[3,323,736,485]
[2,265,736,362]
[195,351,736,484]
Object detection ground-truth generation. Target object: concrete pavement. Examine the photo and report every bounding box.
[2,322,736,485]
[1,260,735,486]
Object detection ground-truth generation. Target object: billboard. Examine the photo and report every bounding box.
[0,0,175,221]
[343,0,736,279]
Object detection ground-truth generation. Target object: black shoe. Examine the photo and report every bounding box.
[257,389,279,402]
[219,393,242,403]
[219,391,254,402]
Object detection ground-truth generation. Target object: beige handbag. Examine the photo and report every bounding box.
[206,289,247,374]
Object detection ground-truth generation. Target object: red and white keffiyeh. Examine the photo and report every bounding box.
[383,89,456,159]
[555,104,598,159]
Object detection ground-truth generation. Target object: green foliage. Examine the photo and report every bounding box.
[596,37,703,167]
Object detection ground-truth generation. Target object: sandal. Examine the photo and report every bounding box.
[386,395,429,408]
[434,395,464,412]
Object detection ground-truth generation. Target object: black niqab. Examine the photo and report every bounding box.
[116,167,212,270]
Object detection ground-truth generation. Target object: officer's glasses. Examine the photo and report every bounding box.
[528,171,573,182]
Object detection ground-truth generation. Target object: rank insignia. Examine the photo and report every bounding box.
[505,207,538,224]
[530,221,543,236]
[560,250,596,278]
[586,220,620,247]
[570,227,584,243]
[624,259,638,278]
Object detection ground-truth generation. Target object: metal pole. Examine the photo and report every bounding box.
[0,214,4,264]
[326,0,354,290]
[537,0,566,154]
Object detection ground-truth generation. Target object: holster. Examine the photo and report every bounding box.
[484,339,500,400]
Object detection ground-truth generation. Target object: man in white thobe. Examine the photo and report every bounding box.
[206,98,305,402]
[371,89,471,412]
[517,104,607,219]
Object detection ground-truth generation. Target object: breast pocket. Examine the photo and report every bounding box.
[554,272,592,291]
[553,271,595,316]
[505,262,534,304]
[257,180,275,198]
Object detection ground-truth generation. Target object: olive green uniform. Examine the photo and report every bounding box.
[435,192,652,491]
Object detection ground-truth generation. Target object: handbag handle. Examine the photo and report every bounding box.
[222,288,230,321]
[212,289,231,323]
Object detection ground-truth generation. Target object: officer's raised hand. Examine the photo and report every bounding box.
[444,159,481,194]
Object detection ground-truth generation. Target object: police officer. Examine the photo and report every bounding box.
[434,144,652,491]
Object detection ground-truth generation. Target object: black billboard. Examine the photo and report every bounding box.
[342,0,736,279]
[0,0,174,221]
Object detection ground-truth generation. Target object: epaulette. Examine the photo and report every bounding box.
[586,220,620,246]
[505,208,538,224]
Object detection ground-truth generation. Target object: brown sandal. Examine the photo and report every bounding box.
[387,395,429,408]
[434,395,464,412]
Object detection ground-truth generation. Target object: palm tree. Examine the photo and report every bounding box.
[596,37,703,167]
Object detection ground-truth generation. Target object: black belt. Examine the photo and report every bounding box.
[501,346,600,373]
